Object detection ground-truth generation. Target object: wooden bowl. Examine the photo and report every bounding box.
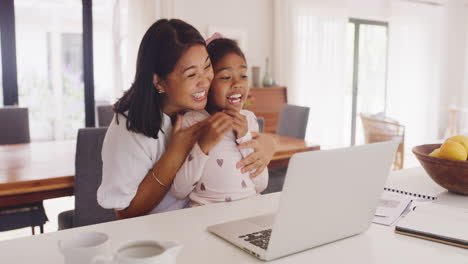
[412,144,468,195]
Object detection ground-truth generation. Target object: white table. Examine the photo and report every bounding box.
[1,167,468,263]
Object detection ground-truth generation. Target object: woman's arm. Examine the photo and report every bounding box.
[115,115,204,219]
[237,132,277,178]
[115,148,184,219]
[116,112,234,219]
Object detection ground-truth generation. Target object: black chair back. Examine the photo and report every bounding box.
[97,105,114,127]
[0,107,30,145]
[276,104,310,139]
[74,127,116,227]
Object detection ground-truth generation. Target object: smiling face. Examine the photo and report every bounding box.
[207,53,249,113]
[159,44,214,116]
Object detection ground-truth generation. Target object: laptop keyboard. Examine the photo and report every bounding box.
[239,229,272,250]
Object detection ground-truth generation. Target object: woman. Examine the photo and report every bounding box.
[97,19,276,219]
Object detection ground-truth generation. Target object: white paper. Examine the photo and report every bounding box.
[373,192,413,226]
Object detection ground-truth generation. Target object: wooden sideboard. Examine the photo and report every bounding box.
[244,86,287,133]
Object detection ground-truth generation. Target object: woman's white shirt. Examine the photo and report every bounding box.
[97,113,188,214]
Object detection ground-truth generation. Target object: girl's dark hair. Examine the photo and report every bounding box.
[114,19,205,139]
[206,38,246,67]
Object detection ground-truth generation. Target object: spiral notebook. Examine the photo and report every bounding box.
[384,167,446,201]
[395,204,468,249]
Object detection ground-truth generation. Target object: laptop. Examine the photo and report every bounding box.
[207,140,399,261]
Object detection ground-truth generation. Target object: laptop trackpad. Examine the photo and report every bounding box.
[246,213,276,229]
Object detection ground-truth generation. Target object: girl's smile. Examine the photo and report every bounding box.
[208,52,249,112]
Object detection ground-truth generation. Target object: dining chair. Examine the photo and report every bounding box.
[58,127,116,230]
[97,105,114,127]
[0,106,30,145]
[447,106,468,137]
[360,113,405,170]
[261,167,288,194]
[263,104,310,194]
[276,104,310,139]
[0,106,48,235]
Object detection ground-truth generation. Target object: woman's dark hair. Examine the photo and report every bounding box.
[206,38,246,67]
[114,19,205,139]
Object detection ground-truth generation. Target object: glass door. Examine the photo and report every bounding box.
[346,19,389,145]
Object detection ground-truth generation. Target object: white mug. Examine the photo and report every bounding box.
[58,231,111,264]
[92,240,182,264]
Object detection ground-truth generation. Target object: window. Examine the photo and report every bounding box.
[346,19,389,145]
[15,0,83,140]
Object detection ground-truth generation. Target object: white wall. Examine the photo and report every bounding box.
[440,0,468,137]
[346,0,389,21]
[173,0,274,86]
[463,8,468,128]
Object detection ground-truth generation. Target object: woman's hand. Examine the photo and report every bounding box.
[224,110,248,139]
[166,114,205,159]
[198,112,233,154]
[237,132,277,178]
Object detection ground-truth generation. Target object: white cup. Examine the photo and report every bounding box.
[92,240,182,264]
[58,231,111,264]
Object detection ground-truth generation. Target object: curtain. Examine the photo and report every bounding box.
[126,0,174,95]
[274,0,348,149]
[458,4,468,134]
[126,0,158,93]
[386,0,445,158]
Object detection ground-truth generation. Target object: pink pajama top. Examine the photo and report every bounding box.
[171,109,269,205]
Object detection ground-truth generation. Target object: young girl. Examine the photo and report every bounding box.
[171,37,269,206]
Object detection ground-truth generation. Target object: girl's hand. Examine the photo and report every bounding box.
[223,110,248,139]
[198,112,233,154]
[166,114,205,159]
[237,132,277,178]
